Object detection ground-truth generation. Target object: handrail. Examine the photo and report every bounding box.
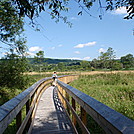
[1,74,133,134]
[0,77,53,134]
[0,75,77,134]
[57,79,134,134]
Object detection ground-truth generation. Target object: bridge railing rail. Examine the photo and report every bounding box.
[0,77,53,134]
[57,76,134,134]
[0,75,134,134]
[0,75,77,134]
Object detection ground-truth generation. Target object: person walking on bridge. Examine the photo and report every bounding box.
[52,71,57,86]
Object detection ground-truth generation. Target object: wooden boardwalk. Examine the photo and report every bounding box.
[31,86,76,134]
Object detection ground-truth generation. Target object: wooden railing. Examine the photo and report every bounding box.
[0,75,77,134]
[57,76,134,134]
[0,77,53,134]
[0,75,133,134]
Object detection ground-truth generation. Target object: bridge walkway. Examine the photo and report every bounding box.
[31,86,76,134]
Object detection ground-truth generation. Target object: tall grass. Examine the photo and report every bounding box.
[70,72,134,120]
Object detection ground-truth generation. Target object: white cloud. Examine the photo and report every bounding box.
[66,57,81,60]
[24,52,36,57]
[67,57,91,61]
[98,48,106,53]
[83,57,90,60]
[29,46,42,52]
[51,47,55,50]
[74,51,80,54]
[112,7,127,15]
[58,45,63,47]
[74,41,96,48]
[46,56,91,61]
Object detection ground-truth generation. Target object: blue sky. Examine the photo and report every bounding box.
[7,1,134,61]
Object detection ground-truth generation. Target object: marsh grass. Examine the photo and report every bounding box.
[70,72,134,120]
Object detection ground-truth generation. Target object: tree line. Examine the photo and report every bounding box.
[28,48,134,72]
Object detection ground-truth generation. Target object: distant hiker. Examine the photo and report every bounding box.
[52,71,57,86]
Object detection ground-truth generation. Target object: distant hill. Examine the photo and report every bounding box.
[27,58,81,65]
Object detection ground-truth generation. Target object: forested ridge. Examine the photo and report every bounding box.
[1,50,134,72]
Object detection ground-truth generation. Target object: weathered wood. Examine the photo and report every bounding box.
[66,92,70,115]
[16,83,51,134]
[16,110,22,130]
[72,98,77,126]
[26,100,31,131]
[80,106,87,127]
[3,74,133,134]
[0,78,52,134]
[31,86,76,134]
[0,75,77,134]
[57,80,134,134]
[58,88,90,134]
[28,84,51,134]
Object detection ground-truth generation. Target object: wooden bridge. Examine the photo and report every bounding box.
[0,75,134,134]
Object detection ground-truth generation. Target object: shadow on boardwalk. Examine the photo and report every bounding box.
[31,86,75,134]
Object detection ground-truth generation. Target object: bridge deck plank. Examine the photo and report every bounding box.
[31,86,76,134]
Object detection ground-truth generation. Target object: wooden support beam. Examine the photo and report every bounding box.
[16,110,22,130]
[80,106,87,126]
[25,100,31,132]
[72,98,76,126]
[66,93,70,115]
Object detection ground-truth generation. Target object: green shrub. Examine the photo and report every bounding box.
[0,57,30,89]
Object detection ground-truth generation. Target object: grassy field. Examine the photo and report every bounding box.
[70,72,134,120]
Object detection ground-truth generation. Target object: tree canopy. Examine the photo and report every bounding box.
[10,0,134,20]
[0,0,27,55]
[34,50,45,64]
[121,54,134,69]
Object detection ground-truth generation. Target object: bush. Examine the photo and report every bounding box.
[0,57,30,89]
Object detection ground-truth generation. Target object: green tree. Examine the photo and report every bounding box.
[0,0,27,54]
[10,0,134,20]
[34,51,45,63]
[0,52,29,89]
[58,62,65,71]
[120,54,134,69]
[99,47,116,69]
[80,61,91,70]
[34,50,45,72]
[112,61,123,70]
[91,58,100,69]
[0,1,29,92]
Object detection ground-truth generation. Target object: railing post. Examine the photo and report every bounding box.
[66,92,70,115]
[25,100,31,132]
[72,98,76,126]
[80,106,87,126]
[61,87,63,104]
[57,85,61,100]
[16,110,22,130]
[64,77,67,83]
[63,88,67,108]
[58,86,63,104]
[26,100,30,114]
